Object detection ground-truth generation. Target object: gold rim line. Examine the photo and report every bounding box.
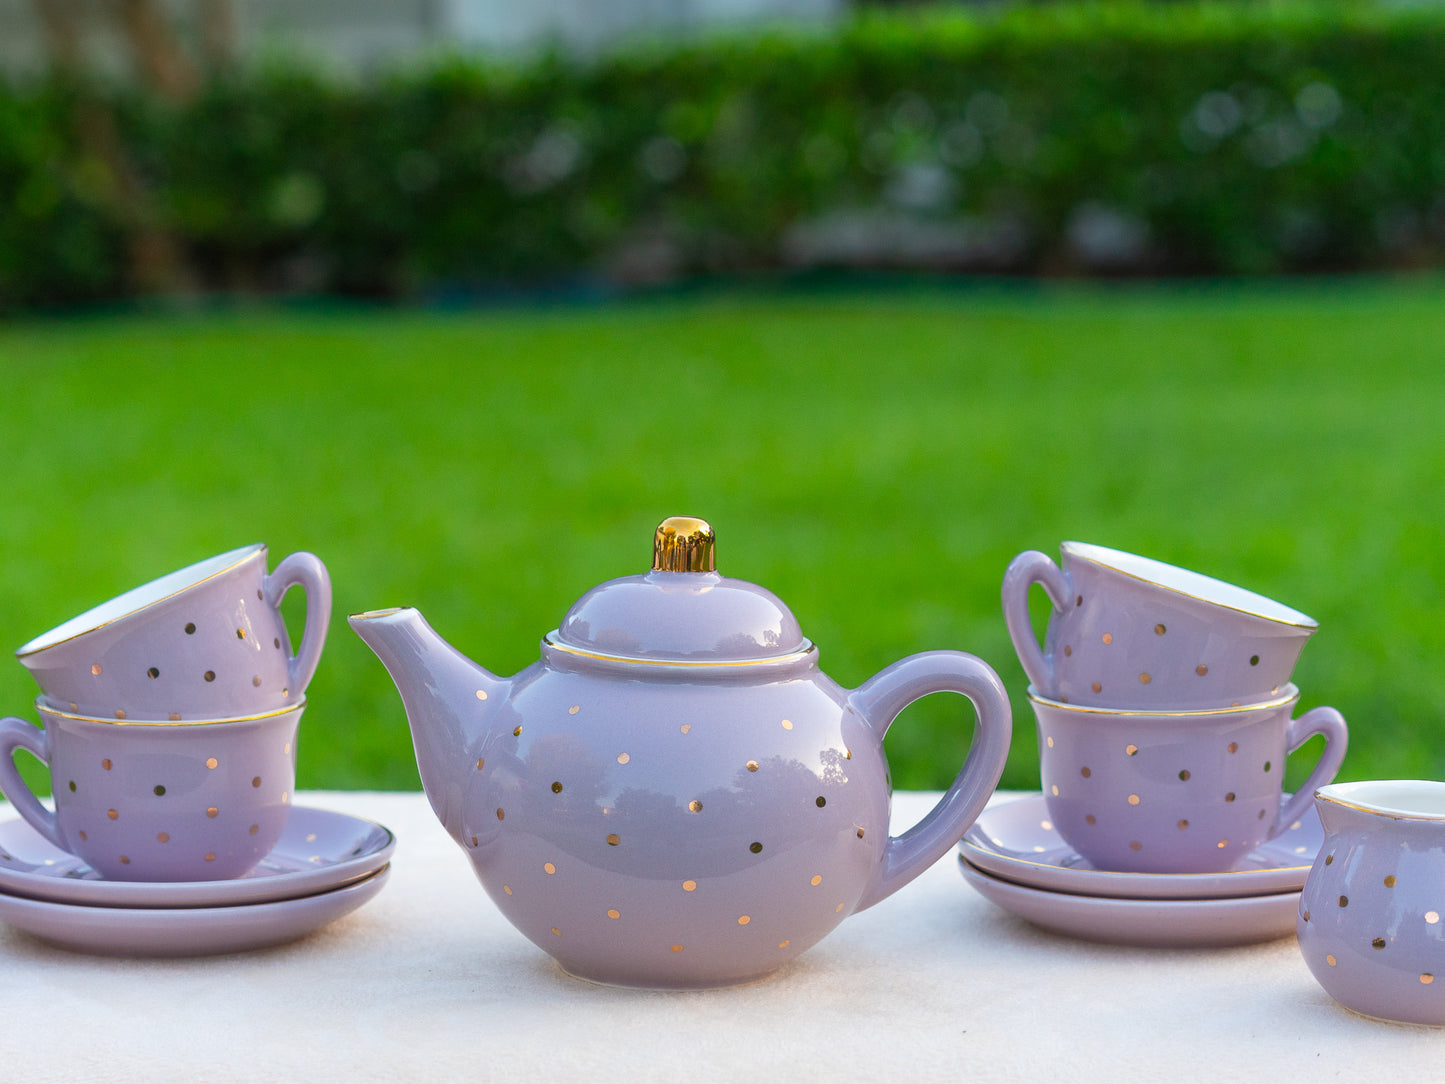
[543,636,816,669]
[1059,541,1319,630]
[349,607,408,620]
[1026,685,1299,717]
[15,544,268,658]
[958,840,1312,878]
[37,697,305,727]
[1315,788,1445,823]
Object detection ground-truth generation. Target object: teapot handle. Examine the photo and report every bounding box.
[850,651,1012,912]
[264,551,333,699]
[1000,550,1072,694]
[0,716,66,850]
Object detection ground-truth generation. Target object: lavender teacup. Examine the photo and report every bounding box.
[1034,686,1346,873]
[16,544,330,720]
[1003,542,1317,710]
[0,700,300,881]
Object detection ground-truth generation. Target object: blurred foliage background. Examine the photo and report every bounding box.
[1,0,1442,798]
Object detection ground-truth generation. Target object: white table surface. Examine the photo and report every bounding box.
[0,789,1440,1081]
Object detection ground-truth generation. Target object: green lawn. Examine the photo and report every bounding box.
[0,277,1442,797]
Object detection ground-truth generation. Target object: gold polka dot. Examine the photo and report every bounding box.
[1303,911,1310,922]
[1085,814,1096,825]
[1178,769,1191,781]
[856,827,865,839]
[746,760,759,772]
[1075,595,1083,606]
[551,781,563,794]
[496,808,505,820]
[680,724,691,734]
[835,903,845,912]
[671,944,683,953]
[147,667,159,679]
[252,675,262,687]
[1326,954,1337,967]
[552,927,561,936]
[1217,840,1228,849]
[91,663,102,676]
[1139,673,1151,685]
[568,705,580,715]
[206,757,218,769]
[1050,785,1059,796]
[107,809,118,820]
[1125,745,1138,756]
[1428,912,1440,924]
[1339,895,1349,907]
[617,753,630,765]
[1081,766,1092,778]
[689,800,702,812]
[204,671,215,683]
[750,842,763,854]
[1046,736,1054,748]
[738,915,751,926]
[683,880,697,892]
[1226,792,1236,803]
[207,807,218,818]
[1250,655,1260,666]
[503,885,512,895]
[815,796,826,808]
[1063,645,1072,657]
[251,776,261,788]
[606,834,620,846]
[1423,974,1435,985]
[114,710,126,720]
[512,726,522,737]
[204,853,216,862]
[1154,624,1166,636]
[1326,854,1334,865]
[118,855,129,864]
[1264,761,1272,772]
[1177,820,1189,830]
[475,689,488,700]
[157,832,169,843]
[249,824,259,835]
[810,875,822,886]
[77,831,86,841]
[1227,742,1238,753]
[169,713,180,721]
[1386,875,1398,887]
[607,909,621,919]
[781,718,793,730]
[1091,681,1102,694]
[470,835,478,846]
[1128,794,1140,806]
[1373,937,1387,949]
[544,862,556,874]
[1196,664,1208,676]
[184,623,195,634]
[779,940,791,948]
[1129,841,1142,851]
[476,758,485,771]
[1102,633,1113,645]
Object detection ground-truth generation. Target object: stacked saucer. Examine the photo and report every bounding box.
[0,805,393,956]
[964,541,1347,946]
[957,793,1320,947]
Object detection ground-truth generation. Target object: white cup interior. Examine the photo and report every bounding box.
[1062,541,1317,628]
[16,544,264,656]
[1318,780,1445,819]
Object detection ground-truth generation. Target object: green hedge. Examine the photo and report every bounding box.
[4,1,1445,306]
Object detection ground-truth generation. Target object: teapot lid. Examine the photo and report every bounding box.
[547,517,810,664]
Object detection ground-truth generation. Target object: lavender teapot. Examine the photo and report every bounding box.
[351,517,1011,988]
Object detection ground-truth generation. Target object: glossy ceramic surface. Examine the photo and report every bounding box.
[16,544,331,719]
[0,700,300,881]
[960,857,1301,947]
[1034,686,1346,873]
[0,805,393,908]
[1002,542,1316,709]
[0,864,389,957]
[960,793,1322,899]
[351,516,1013,988]
[1298,780,1445,1026]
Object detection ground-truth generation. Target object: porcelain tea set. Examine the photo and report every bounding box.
[0,520,1440,1023]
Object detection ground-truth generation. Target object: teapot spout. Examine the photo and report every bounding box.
[349,607,507,844]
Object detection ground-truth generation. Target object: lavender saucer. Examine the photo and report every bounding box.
[960,793,1321,900]
[0,865,389,957]
[960,857,1299,947]
[0,806,394,908]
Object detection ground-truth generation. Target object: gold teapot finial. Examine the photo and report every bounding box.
[652,516,716,573]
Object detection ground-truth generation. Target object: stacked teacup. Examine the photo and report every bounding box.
[0,544,330,881]
[1000,541,1347,876]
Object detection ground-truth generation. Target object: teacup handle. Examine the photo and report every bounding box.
[0,716,65,849]
[850,651,1012,912]
[1271,705,1348,840]
[263,551,333,698]
[1001,550,1072,694]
